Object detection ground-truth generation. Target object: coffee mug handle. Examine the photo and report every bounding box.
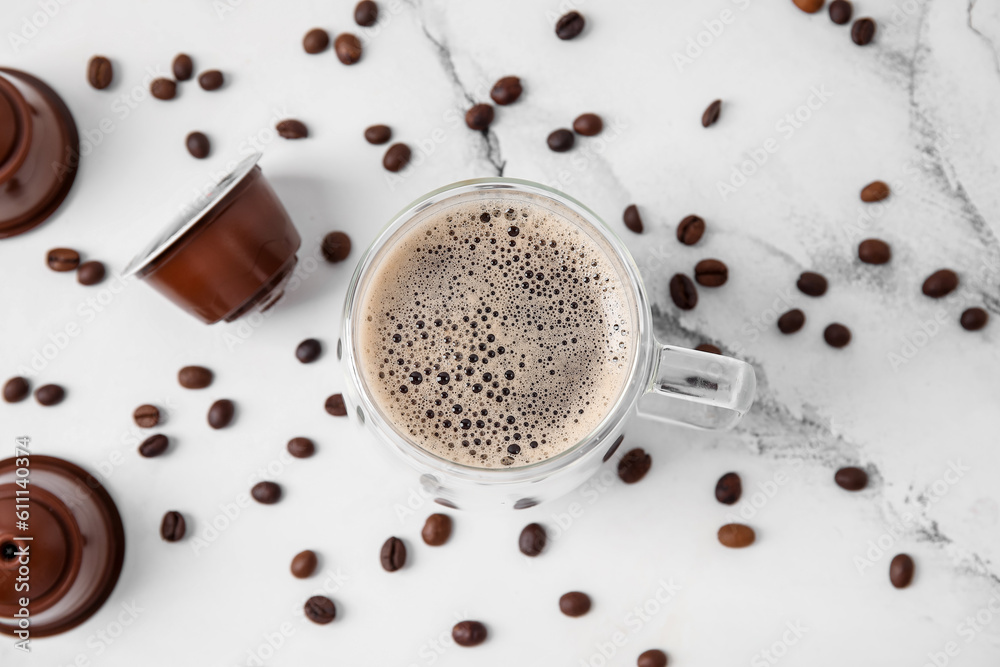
[638,342,757,430]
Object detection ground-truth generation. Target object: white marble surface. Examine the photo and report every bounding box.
[2,0,1000,664]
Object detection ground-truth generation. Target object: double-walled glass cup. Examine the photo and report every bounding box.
[338,179,755,510]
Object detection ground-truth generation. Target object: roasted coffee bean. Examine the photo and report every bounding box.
[453,620,488,647]
[519,523,547,557]
[35,384,65,406]
[383,143,411,172]
[797,271,828,297]
[960,307,989,331]
[77,260,106,285]
[823,323,852,348]
[251,481,282,504]
[860,180,890,202]
[178,365,213,389]
[138,434,169,458]
[150,78,177,100]
[325,393,348,416]
[669,274,698,310]
[834,466,868,491]
[303,28,330,54]
[335,34,363,65]
[304,595,336,624]
[858,238,891,264]
[47,247,80,272]
[364,124,392,145]
[555,11,586,39]
[321,231,352,263]
[851,17,876,45]
[922,269,958,298]
[490,76,523,106]
[208,399,235,429]
[296,338,322,363]
[421,513,453,546]
[198,70,224,90]
[87,56,113,89]
[694,259,728,287]
[618,448,651,484]
[355,0,379,27]
[287,437,316,458]
[3,377,29,403]
[676,215,705,245]
[172,54,194,80]
[829,0,853,23]
[715,472,742,504]
[695,343,721,354]
[160,511,186,542]
[134,404,160,428]
[793,0,824,13]
[186,131,210,159]
[559,591,591,617]
[573,113,603,136]
[547,129,575,152]
[889,553,914,588]
[277,119,308,139]
[465,104,494,131]
[380,536,406,572]
[637,649,668,667]
[701,99,722,127]
[623,204,643,234]
[291,550,318,578]
[778,308,806,334]
[717,523,755,548]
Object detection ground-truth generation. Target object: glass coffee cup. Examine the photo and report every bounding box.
[338,179,755,510]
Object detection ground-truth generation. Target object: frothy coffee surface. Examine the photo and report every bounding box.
[358,193,635,468]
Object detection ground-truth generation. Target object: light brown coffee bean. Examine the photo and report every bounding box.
[860,180,890,202]
[559,591,591,617]
[87,56,113,89]
[178,365,213,389]
[291,550,318,578]
[134,404,160,428]
[421,513,453,546]
[717,523,755,548]
[150,78,177,100]
[47,247,80,272]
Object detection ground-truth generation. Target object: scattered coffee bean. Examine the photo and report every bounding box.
[334,34,363,65]
[3,377,29,403]
[172,54,193,80]
[715,472,742,505]
[858,238,891,264]
[251,481,282,504]
[717,523,755,548]
[851,17,876,45]
[547,129,575,152]
[637,649,668,667]
[465,104,495,131]
[178,365,213,389]
[296,338,322,363]
[676,215,705,245]
[321,231,352,263]
[198,70,224,90]
[701,99,722,128]
[150,78,177,100]
[421,513,453,546]
[380,536,406,572]
[138,434,169,458]
[623,204,643,234]
[573,113,603,136]
[134,404,160,428]
[208,399,235,429]
[383,143,411,172]
[291,550,318,578]
[87,56,113,90]
[778,308,806,334]
[304,595,336,624]
[669,274,698,310]
[618,448,651,484]
[824,323,852,348]
[793,0,824,13]
[834,466,868,491]
[287,437,316,458]
[77,260,106,286]
[889,553,914,588]
[303,28,330,54]
[922,269,958,298]
[186,131,210,159]
[490,76,523,106]
[355,0,379,27]
[860,180,890,202]
[960,307,988,331]
[34,384,65,406]
[555,11,586,40]
[452,620,488,647]
[696,343,721,354]
[797,271,828,297]
[559,591,591,617]
[828,0,852,23]
[364,124,392,145]
[160,511,185,542]
[519,523,547,557]
[47,247,80,272]
[276,119,308,139]
[325,393,347,416]
[694,259,728,287]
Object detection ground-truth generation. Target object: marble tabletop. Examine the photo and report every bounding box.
[2,0,999,664]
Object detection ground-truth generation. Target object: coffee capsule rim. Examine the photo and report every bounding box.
[122,151,261,279]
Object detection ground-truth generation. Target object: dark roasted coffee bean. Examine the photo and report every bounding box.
[490,76,523,106]
[380,536,406,571]
[717,523,755,548]
[3,377,29,403]
[87,56,113,90]
[160,511,186,542]
[291,550,318,578]
[172,53,194,80]
[35,384,65,406]
[186,131,210,159]
[858,238,891,264]
[824,323,852,348]
[829,0,852,23]
[296,338,322,363]
[694,259,728,287]
[834,466,868,491]
[355,0,379,27]
[637,649,668,667]
[383,143,411,172]
[676,215,705,245]
[304,595,336,624]
[251,481,282,504]
[623,204,643,234]
[797,271,828,296]
[321,231,352,263]
[559,591,591,617]
[465,104,494,131]
[547,129,574,152]
[198,70,224,90]
[138,434,169,458]
[519,523,547,557]
[325,393,347,416]
[364,124,392,145]
[178,365,213,389]
[778,308,806,334]
[701,99,722,127]
[573,113,603,136]
[335,33,363,65]
[77,260,106,285]
[47,247,80,272]
[618,448,651,484]
[793,0,824,13]
[421,513,453,546]
[276,119,308,139]
[134,404,160,428]
[150,78,177,100]
[303,28,330,54]
[860,180,890,202]
[452,620,488,647]
[922,269,958,298]
[715,472,742,504]
[960,307,989,331]
[669,274,698,310]
[696,343,721,354]
[889,553,914,588]
[851,17,876,45]
[287,437,316,458]
[555,11,586,40]
[208,399,235,429]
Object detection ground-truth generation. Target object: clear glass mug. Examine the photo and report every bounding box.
[337,179,756,510]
